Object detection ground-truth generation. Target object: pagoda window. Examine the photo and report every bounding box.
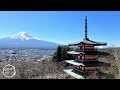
[80,46,82,50]
[82,46,85,50]
[75,56,78,59]
[79,66,82,69]
[84,67,97,71]
[81,67,85,71]
[85,55,95,60]
[83,45,85,50]
[80,56,82,59]
[82,55,85,60]
[77,66,79,69]
[79,46,81,50]
[84,67,85,71]
[85,45,94,50]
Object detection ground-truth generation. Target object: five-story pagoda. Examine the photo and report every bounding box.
[64,16,110,79]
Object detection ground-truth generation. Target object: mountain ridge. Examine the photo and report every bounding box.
[0,32,61,49]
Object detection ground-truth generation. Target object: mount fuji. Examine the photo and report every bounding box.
[0,32,61,49]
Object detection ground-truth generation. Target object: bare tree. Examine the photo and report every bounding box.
[111,44,120,78]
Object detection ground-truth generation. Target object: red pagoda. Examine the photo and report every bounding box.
[64,16,110,79]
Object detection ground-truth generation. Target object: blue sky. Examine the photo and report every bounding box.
[0,11,120,45]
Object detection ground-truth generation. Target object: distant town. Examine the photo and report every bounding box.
[0,48,56,62]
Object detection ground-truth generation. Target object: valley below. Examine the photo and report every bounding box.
[0,48,56,62]
[0,48,73,79]
[0,48,119,79]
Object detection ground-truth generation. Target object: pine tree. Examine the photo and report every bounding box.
[52,45,74,62]
[61,45,67,60]
[56,46,62,62]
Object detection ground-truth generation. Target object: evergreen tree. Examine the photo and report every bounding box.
[61,45,68,60]
[56,46,62,62]
[52,45,74,62]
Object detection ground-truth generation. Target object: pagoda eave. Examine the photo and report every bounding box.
[74,68,98,72]
[68,44,79,46]
[65,60,85,66]
[68,39,107,46]
[64,69,85,79]
[67,51,85,55]
[65,60,110,67]
[68,44,107,46]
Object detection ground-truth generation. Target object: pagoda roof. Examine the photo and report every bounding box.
[65,60,110,67]
[64,69,85,79]
[68,38,107,46]
[67,51,85,55]
[65,60,85,66]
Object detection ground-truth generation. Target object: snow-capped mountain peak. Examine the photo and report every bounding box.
[9,32,40,40]
[0,32,61,49]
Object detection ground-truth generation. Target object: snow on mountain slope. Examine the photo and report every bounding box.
[0,32,61,49]
[8,32,40,40]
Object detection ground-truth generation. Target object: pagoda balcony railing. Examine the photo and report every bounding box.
[75,48,97,52]
[74,67,98,72]
[75,57,97,60]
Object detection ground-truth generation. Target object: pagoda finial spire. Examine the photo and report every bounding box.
[85,16,88,39]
